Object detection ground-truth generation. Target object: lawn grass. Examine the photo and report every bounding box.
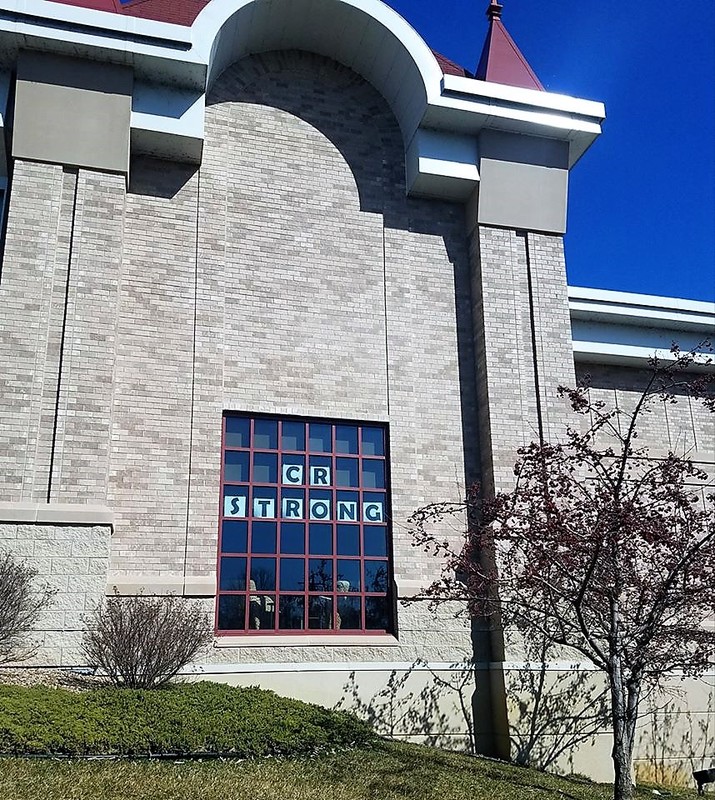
[0,740,702,800]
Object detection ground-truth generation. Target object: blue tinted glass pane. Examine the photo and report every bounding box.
[252,487,277,519]
[337,524,360,556]
[250,558,276,591]
[337,560,361,592]
[365,561,389,593]
[308,596,333,630]
[221,520,248,553]
[366,597,389,631]
[280,522,305,554]
[309,524,332,555]
[308,559,333,592]
[361,427,384,456]
[219,557,247,591]
[280,558,305,591]
[337,596,361,630]
[279,596,305,630]
[224,450,249,483]
[336,458,359,488]
[223,485,248,519]
[281,456,305,487]
[248,594,275,630]
[308,424,331,453]
[335,425,358,454]
[308,457,332,488]
[362,492,386,524]
[336,491,359,523]
[364,526,387,557]
[254,419,278,450]
[309,490,331,521]
[225,417,250,448]
[280,487,305,521]
[282,421,305,451]
[218,595,246,630]
[253,452,278,484]
[251,522,276,554]
[362,460,385,489]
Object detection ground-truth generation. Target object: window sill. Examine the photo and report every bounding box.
[213,634,400,648]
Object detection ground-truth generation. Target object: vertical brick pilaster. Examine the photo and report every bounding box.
[0,161,72,501]
[50,168,126,503]
[525,232,576,443]
[107,158,199,577]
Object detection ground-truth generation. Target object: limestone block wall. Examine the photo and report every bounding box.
[0,523,111,665]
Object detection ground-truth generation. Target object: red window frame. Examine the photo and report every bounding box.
[215,414,393,635]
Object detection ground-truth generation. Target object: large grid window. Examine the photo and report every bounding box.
[216,415,393,634]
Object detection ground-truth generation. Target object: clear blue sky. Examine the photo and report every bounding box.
[386,0,715,303]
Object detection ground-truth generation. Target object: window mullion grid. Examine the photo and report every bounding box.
[219,415,391,635]
[331,422,337,630]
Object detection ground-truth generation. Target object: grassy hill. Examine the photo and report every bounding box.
[0,740,703,800]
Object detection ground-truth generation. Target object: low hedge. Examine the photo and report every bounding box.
[0,681,376,757]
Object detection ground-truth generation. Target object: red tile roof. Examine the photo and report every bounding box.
[433,51,473,79]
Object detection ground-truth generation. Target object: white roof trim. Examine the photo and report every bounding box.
[569,286,715,333]
[568,286,715,368]
[569,286,715,317]
[0,0,606,190]
[442,74,606,120]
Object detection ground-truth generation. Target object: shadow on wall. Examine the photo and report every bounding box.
[505,638,610,773]
[334,649,612,774]
[128,157,198,200]
[636,690,715,789]
[334,661,476,752]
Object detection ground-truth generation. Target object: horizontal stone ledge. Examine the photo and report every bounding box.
[0,502,114,527]
[212,635,401,650]
[107,574,216,597]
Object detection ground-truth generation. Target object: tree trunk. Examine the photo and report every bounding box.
[610,675,640,800]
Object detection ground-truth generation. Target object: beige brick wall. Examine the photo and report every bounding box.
[0,52,476,666]
[0,161,70,501]
[469,226,575,496]
[0,52,711,727]
[576,363,715,463]
[107,159,199,578]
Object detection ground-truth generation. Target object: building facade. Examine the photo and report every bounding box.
[0,0,713,782]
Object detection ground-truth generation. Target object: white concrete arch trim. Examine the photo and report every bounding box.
[190,0,443,143]
[192,0,443,93]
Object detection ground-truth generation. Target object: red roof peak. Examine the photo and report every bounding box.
[475,1,544,91]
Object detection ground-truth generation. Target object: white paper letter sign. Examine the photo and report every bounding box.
[224,495,247,517]
[363,501,384,523]
[282,464,303,485]
[282,498,304,519]
[310,466,331,486]
[337,501,357,522]
[309,499,331,520]
[253,498,276,518]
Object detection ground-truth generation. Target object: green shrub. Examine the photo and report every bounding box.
[0,681,375,757]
